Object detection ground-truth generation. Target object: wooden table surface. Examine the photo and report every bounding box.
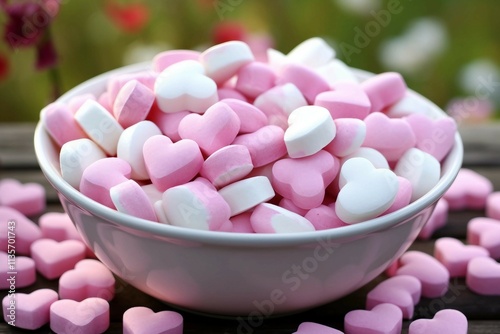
[1,123,499,333]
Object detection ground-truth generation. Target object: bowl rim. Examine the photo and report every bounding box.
[33,62,464,247]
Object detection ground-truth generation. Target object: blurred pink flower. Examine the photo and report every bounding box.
[105,0,150,34]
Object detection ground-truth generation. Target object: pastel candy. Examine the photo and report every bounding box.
[361,72,407,112]
[59,259,115,301]
[286,37,335,68]
[50,297,110,334]
[443,168,493,210]
[154,200,170,225]
[275,63,330,103]
[366,275,421,319]
[272,150,338,209]
[107,71,157,106]
[117,120,162,180]
[110,180,158,221]
[41,102,87,147]
[143,135,203,191]
[74,99,124,156]
[385,92,435,119]
[2,289,58,330]
[341,147,389,170]
[418,198,448,240]
[220,98,268,134]
[60,138,107,189]
[0,178,46,216]
[363,112,416,162]
[434,237,489,277]
[217,87,247,101]
[0,251,36,289]
[162,178,231,231]
[199,40,254,84]
[344,303,403,334]
[408,309,468,334]
[154,60,218,114]
[200,145,253,187]
[147,105,190,142]
[404,113,457,161]
[39,212,82,242]
[314,88,371,120]
[68,93,96,113]
[394,251,450,298]
[219,176,275,216]
[394,148,441,202]
[382,176,413,215]
[279,198,308,216]
[293,321,343,334]
[113,79,155,128]
[466,256,500,295]
[315,59,358,86]
[284,105,336,158]
[152,49,200,72]
[253,83,308,129]
[324,118,366,158]
[235,61,276,99]
[250,203,315,233]
[0,207,42,255]
[467,217,500,259]
[486,192,500,220]
[123,307,183,334]
[30,238,86,279]
[178,101,241,155]
[304,205,347,230]
[336,157,398,224]
[232,125,287,167]
[80,157,132,209]
[230,212,255,233]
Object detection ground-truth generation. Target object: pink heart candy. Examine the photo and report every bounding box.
[443,168,493,210]
[146,104,190,142]
[404,113,457,161]
[0,178,46,216]
[123,306,183,334]
[272,150,339,210]
[50,297,110,334]
[30,238,86,280]
[152,49,200,72]
[41,102,87,147]
[235,61,277,99]
[276,63,330,103]
[363,112,416,162]
[178,101,241,155]
[382,176,413,216]
[366,275,421,319]
[305,204,348,230]
[344,303,403,334]
[39,212,82,242]
[418,198,449,240]
[110,179,158,221]
[324,118,366,158]
[434,237,489,277]
[361,71,407,113]
[0,251,36,289]
[113,79,155,128]
[250,203,315,233]
[200,145,253,188]
[466,256,500,295]
[486,191,500,221]
[393,251,450,298]
[233,125,287,167]
[59,259,115,301]
[314,87,371,120]
[292,321,343,334]
[220,98,268,134]
[2,289,58,330]
[408,309,468,334]
[0,206,42,255]
[467,217,500,259]
[143,135,204,192]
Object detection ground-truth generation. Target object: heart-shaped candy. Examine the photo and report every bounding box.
[219,176,275,216]
[344,303,403,334]
[335,157,398,224]
[110,179,158,221]
[286,37,335,68]
[200,145,253,188]
[2,289,58,330]
[314,87,371,120]
[467,217,500,259]
[30,238,86,279]
[443,168,493,210]
[152,49,200,73]
[50,297,109,334]
[305,204,347,230]
[220,98,268,134]
[466,256,500,295]
[0,178,46,216]
[235,61,276,99]
[366,275,421,319]
[123,306,183,334]
[39,212,82,242]
[41,102,87,147]
[0,251,36,289]
[324,118,366,158]
[154,60,218,114]
[434,237,489,277]
[361,71,407,113]
[250,203,315,233]
[292,321,343,334]
[233,125,287,167]
[113,79,155,128]
[408,309,468,334]
[276,63,330,103]
[486,191,500,220]
[0,206,42,255]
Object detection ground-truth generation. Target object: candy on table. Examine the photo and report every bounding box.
[434,237,490,277]
[30,238,86,280]
[110,179,158,222]
[40,102,87,147]
[324,118,366,158]
[0,251,36,289]
[408,309,468,334]
[218,176,275,216]
[366,275,421,319]
[123,307,183,334]
[39,212,82,242]
[292,321,344,334]
[50,297,110,334]
[418,198,449,240]
[466,256,500,295]
[113,79,155,128]
[2,289,58,330]
[0,178,46,216]
[250,203,316,233]
[0,206,42,255]
[344,303,403,334]
[486,191,500,220]
[467,217,500,259]
[443,168,494,211]
[59,259,115,301]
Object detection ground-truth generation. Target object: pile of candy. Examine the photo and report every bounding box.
[41,37,458,232]
[1,168,499,332]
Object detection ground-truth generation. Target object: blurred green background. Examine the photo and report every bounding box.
[0,0,499,122]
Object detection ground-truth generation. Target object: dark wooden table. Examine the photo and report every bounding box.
[1,123,500,333]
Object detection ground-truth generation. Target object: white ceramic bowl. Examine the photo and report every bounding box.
[34,62,463,317]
